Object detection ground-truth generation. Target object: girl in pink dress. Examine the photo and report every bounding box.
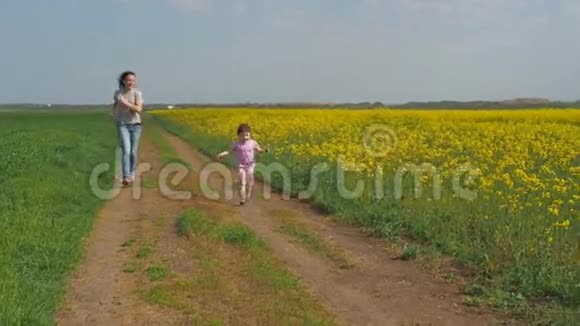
[217,124,268,205]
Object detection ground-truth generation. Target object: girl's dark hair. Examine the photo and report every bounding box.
[237,123,251,135]
[118,71,136,89]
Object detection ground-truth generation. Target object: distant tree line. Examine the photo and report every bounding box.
[2,98,580,111]
[146,98,580,110]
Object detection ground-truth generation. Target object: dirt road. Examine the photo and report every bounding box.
[56,131,506,326]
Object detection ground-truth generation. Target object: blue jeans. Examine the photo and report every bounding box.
[117,123,142,178]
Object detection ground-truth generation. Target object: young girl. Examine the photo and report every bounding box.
[217,124,268,205]
[111,71,144,186]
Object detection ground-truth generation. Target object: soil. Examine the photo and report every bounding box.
[56,131,512,326]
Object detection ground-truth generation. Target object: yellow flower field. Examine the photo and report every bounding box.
[154,108,577,214]
[152,108,580,306]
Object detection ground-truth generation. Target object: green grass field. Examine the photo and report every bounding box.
[1,108,577,324]
[163,209,335,324]
[0,111,117,324]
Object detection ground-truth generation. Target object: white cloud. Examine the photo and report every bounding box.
[562,0,580,18]
[120,0,255,15]
[269,9,306,30]
[363,0,381,8]
[169,0,213,12]
[162,0,249,14]
[398,0,535,16]
[234,0,248,15]
[404,0,452,13]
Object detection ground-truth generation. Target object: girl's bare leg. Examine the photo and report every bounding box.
[246,165,255,201]
[238,168,247,204]
[246,184,252,201]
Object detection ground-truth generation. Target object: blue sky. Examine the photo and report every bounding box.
[0,0,579,104]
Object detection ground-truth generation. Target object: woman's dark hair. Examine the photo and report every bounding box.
[237,123,251,135]
[118,71,136,89]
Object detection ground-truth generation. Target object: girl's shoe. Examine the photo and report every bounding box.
[122,177,130,186]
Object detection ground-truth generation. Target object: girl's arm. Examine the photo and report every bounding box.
[216,151,229,159]
[217,142,237,160]
[255,142,268,153]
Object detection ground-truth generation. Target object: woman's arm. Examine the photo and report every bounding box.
[132,92,143,113]
[121,100,142,114]
[110,92,118,119]
[120,91,143,113]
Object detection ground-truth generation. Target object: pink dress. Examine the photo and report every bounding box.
[231,139,259,180]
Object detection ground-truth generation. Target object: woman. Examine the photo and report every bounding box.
[111,71,144,186]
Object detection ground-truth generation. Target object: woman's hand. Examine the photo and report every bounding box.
[120,99,142,114]
[129,106,141,114]
[120,99,133,110]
